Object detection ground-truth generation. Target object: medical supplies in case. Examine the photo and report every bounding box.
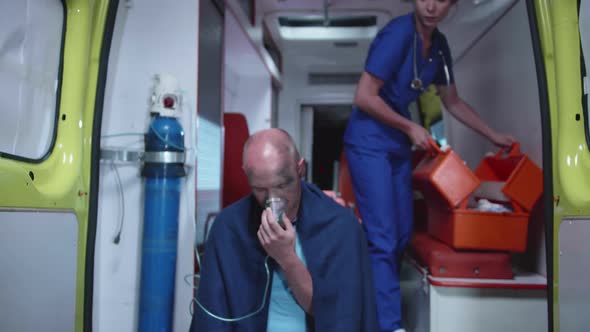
[412,143,542,253]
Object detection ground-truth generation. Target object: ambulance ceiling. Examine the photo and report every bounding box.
[256,0,519,67]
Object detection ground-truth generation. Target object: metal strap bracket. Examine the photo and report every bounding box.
[100,148,185,164]
[143,151,185,164]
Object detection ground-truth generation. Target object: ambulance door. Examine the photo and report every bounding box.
[0,0,118,331]
[529,0,590,331]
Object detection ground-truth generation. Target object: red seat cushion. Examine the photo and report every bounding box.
[222,113,251,208]
[410,232,514,279]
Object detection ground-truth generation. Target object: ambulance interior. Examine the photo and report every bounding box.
[272,1,547,331]
[1,0,589,331]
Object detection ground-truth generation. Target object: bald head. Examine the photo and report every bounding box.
[242,129,305,219]
[242,129,300,173]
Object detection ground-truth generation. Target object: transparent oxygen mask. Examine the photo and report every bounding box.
[265,197,287,227]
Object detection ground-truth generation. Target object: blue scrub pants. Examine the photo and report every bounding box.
[345,145,413,332]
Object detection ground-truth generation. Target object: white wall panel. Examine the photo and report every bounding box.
[446,1,541,169]
[559,219,590,332]
[224,9,272,134]
[430,286,547,332]
[0,211,78,332]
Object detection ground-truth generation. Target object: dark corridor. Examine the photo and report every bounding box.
[311,105,352,190]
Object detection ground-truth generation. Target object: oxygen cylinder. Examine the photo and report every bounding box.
[139,74,186,331]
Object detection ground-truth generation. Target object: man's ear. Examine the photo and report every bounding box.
[297,158,306,179]
[242,165,251,179]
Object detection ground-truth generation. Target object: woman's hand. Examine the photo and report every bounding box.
[407,123,433,151]
[322,190,347,207]
[489,131,516,148]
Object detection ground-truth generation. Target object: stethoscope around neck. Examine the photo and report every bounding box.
[410,31,451,91]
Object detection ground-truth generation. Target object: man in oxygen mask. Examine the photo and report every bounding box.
[191,129,379,332]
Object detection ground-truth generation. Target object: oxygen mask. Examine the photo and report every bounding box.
[265,197,287,227]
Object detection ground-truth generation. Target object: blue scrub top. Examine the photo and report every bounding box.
[344,12,455,154]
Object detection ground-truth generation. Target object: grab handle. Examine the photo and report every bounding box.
[494,142,520,159]
[428,138,442,155]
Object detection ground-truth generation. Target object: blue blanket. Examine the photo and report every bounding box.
[190,181,379,332]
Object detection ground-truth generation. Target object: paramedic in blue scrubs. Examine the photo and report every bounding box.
[343,1,515,332]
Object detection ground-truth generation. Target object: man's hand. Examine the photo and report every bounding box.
[257,207,297,267]
[257,208,314,313]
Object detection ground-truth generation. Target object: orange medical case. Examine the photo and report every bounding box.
[474,143,543,212]
[413,142,542,253]
[413,141,480,207]
[410,232,513,279]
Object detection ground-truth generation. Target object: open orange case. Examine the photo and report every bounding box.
[413,142,542,252]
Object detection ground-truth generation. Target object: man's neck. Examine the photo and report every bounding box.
[287,203,300,222]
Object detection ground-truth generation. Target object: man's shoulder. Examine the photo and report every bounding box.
[218,195,252,218]
[303,181,349,212]
[208,195,252,238]
[301,182,362,234]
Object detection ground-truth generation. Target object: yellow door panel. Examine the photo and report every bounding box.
[0,0,115,330]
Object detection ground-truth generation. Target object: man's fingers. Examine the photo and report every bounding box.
[266,213,284,234]
[257,229,268,246]
[261,209,277,240]
[282,213,293,231]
